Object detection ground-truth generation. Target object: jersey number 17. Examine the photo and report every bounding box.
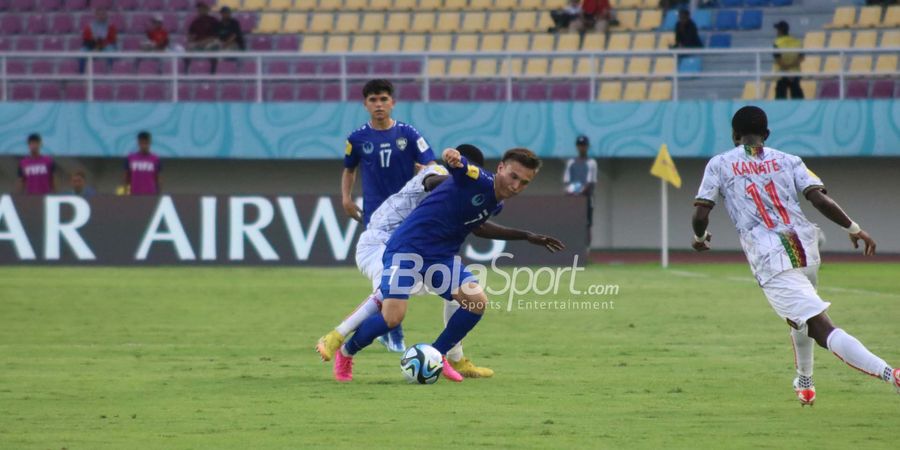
[379,149,391,168]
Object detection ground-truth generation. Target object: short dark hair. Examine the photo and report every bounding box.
[732,106,768,138]
[137,131,152,141]
[502,148,541,171]
[27,133,41,143]
[362,79,394,99]
[456,144,485,167]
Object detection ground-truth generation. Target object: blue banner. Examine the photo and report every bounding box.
[0,100,897,159]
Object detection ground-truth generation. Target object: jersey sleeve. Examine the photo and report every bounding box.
[586,159,598,183]
[409,127,435,164]
[343,138,360,169]
[562,159,573,184]
[694,157,721,207]
[791,156,825,196]
[450,156,493,189]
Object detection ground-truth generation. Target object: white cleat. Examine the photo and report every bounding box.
[793,377,816,407]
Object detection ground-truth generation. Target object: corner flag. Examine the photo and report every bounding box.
[650,144,681,188]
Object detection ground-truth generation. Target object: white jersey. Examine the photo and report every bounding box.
[367,164,448,236]
[696,145,825,285]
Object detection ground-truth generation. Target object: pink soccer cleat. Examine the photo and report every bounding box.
[333,350,354,382]
[893,368,900,394]
[441,356,463,383]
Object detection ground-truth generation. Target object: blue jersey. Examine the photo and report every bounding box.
[344,121,435,225]
[384,156,503,261]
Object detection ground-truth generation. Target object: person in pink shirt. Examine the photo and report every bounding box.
[124,131,162,196]
[17,133,56,195]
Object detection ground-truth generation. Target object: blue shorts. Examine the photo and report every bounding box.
[379,251,478,301]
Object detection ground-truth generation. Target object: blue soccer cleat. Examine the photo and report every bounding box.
[376,325,406,353]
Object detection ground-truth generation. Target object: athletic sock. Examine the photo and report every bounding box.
[443,300,464,362]
[826,328,891,381]
[432,308,482,355]
[791,328,814,378]
[335,291,382,337]
[343,313,391,356]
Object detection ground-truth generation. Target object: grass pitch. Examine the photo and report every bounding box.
[1,263,898,449]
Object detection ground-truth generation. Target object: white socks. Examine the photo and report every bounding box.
[335,290,382,337]
[826,328,892,382]
[444,300,465,362]
[791,328,815,378]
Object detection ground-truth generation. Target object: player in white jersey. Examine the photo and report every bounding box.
[317,144,564,377]
[691,106,899,406]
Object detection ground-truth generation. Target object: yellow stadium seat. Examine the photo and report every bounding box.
[825,6,855,28]
[512,12,537,32]
[256,13,283,33]
[575,57,596,75]
[636,10,662,31]
[301,34,325,52]
[448,59,472,76]
[531,34,554,51]
[309,13,333,33]
[506,34,529,51]
[326,35,350,52]
[352,35,375,52]
[642,0,660,8]
[614,10,638,31]
[741,81,765,100]
[848,55,872,74]
[487,12,512,32]
[444,0,467,10]
[474,58,498,76]
[394,0,417,8]
[550,57,574,75]
[217,0,241,8]
[828,31,851,48]
[361,13,384,33]
[619,0,640,8]
[428,59,446,77]
[436,12,461,32]
[545,0,566,8]
[853,30,877,48]
[283,13,307,33]
[632,32,655,50]
[607,33,631,51]
[268,0,293,10]
[377,34,401,52]
[582,33,606,51]
[648,81,671,100]
[881,30,900,46]
[800,80,816,99]
[525,57,549,75]
[499,57,524,75]
[345,0,368,10]
[822,55,842,73]
[803,31,825,49]
[402,34,426,51]
[536,11,554,30]
[627,57,650,75]
[462,12,487,32]
[455,34,478,52]
[243,0,266,11]
[412,13,436,32]
[874,54,898,73]
[470,0,493,9]
[557,33,580,51]
[294,0,316,9]
[370,0,391,10]
[598,82,622,101]
[601,57,625,75]
[881,6,900,27]
[800,55,821,73]
[519,0,541,8]
[429,34,453,51]
[657,32,674,49]
[856,6,881,27]
[495,0,516,9]
[654,57,674,75]
[387,13,410,31]
[336,13,360,33]
[480,34,503,51]
[318,0,341,9]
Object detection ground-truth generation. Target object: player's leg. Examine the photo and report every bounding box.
[443,299,494,378]
[316,289,382,361]
[430,281,490,382]
[806,312,898,391]
[790,325,816,405]
[333,299,407,382]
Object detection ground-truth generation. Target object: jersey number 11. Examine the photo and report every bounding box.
[746,180,791,229]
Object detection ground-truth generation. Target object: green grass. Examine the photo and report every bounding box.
[1,263,898,449]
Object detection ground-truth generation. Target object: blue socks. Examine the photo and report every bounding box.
[433,308,482,355]
[344,313,391,356]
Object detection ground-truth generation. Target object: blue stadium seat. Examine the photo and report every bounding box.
[662,9,679,31]
[678,56,703,73]
[744,0,770,6]
[720,0,743,7]
[715,10,738,30]
[693,9,713,30]
[769,0,791,5]
[709,33,732,47]
[739,10,763,29]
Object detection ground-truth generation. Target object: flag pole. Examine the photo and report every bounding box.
[661,177,669,268]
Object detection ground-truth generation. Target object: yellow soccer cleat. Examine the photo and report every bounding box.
[316,330,345,362]
[449,357,494,378]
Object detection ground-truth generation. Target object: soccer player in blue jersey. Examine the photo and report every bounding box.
[333,147,543,382]
[341,79,436,352]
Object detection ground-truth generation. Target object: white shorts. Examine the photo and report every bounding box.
[760,266,829,327]
[355,229,389,291]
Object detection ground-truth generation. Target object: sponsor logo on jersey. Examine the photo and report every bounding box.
[471,194,485,206]
[362,141,375,154]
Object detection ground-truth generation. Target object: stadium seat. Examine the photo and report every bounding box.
[822,55,842,73]
[627,57,651,75]
[770,0,791,5]
[632,33,655,50]
[396,83,422,101]
[715,10,738,30]
[607,33,631,51]
[436,12,461,32]
[740,80,763,99]
[301,35,325,52]
[642,0,661,8]
[615,10,638,31]
[412,13,435,33]
[853,30,877,48]
[846,80,869,99]
[429,34,452,51]
[657,33,674,49]
[874,54,897,74]
[513,12,537,32]
[525,58,549,75]
[709,33,731,48]
[800,56,821,73]
[871,79,895,98]
[550,57,574,75]
[473,58,498,76]
[536,11,554,30]
[598,82,622,101]
[487,12,511,32]
[738,10,762,30]
[371,59,395,74]
[582,34,606,51]
[601,57,625,75]
[828,31,851,49]
[326,35,350,52]
[499,57,524,75]
[800,80,816,99]
[283,13,307,33]
[506,34,529,52]
[361,13,384,33]
[319,0,342,10]
[720,0,742,7]
[661,9,678,31]
[693,9,712,30]
[825,6,855,29]
[309,13,333,33]
[648,81,672,100]
[803,31,825,49]
[856,6,881,27]
[36,83,62,101]
[335,13,360,33]
[447,83,472,101]
[849,55,872,74]
[575,57,597,75]
[623,82,646,101]
[520,0,542,9]
[116,83,140,101]
[445,0,467,10]
[268,0,293,10]
[427,59,446,77]
[462,12,487,32]
[417,0,439,8]
[377,34,401,52]
[295,0,318,9]
[448,59,472,76]
[548,83,574,101]
[557,34,580,51]
[243,0,266,10]
[346,0,368,10]
[387,13,410,31]
[402,34,426,51]
[455,34,478,52]
[880,30,900,47]
[618,0,641,9]
[531,34,554,52]
[351,35,375,52]
[496,0,516,9]
[654,57,675,75]
[678,56,702,73]
[473,83,502,101]
[63,83,87,101]
[881,6,900,28]
[1,15,23,35]
[636,9,662,31]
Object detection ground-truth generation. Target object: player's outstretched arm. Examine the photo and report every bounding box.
[691,204,713,252]
[341,167,362,222]
[805,188,876,255]
[473,221,565,253]
[442,148,463,168]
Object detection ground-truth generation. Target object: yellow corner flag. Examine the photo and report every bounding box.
[650,143,682,188]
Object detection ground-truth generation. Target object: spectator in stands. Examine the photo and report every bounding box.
[17,133,56,195]
[563,135,598,246]
[79,8,118,73]
[66,170,96,198]
[580,0,613,38]
[773,21,804,99]
[125,131,162,196]
[141,15,170,51]
[673,9,703,49]
[549,0,582,33]
[218,7,245,51]
[188,2,221,51]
